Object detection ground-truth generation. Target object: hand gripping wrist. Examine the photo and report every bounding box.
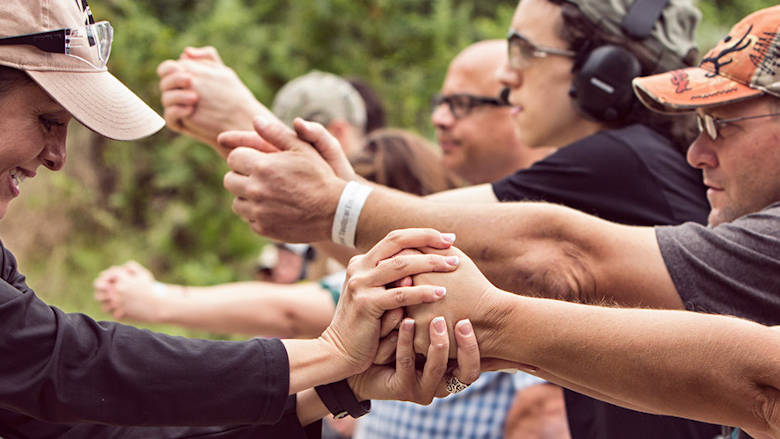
[331,181,373,248]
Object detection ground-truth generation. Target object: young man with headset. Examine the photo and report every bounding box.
[219,0,721,437]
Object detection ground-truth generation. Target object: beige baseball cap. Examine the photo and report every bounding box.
[0,0,164,140]
[271,71,367,133]
[633,5,780,113]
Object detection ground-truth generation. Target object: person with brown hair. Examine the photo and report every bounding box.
[216,0,722,437]
[94,128,462,337]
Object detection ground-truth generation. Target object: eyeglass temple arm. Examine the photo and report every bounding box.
[0,30,66,54]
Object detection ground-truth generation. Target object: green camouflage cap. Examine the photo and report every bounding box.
[271,71,367,132]
[568,0,701,71]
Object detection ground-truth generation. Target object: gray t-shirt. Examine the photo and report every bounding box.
[656,202,780,326]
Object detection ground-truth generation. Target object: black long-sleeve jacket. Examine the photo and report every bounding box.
[0,242,319,438]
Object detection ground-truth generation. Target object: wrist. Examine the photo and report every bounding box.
[330,180,371,248]
[473,287,519,359]
[315,334,364,379]
[153,283,187,323]
[346,375,366,402]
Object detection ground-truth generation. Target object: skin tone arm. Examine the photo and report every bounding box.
[406,244,780,439]
[94,261,335,338]
[221,117,683,310]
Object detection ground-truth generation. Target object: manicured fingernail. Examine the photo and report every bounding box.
[402,319,415,331]
[441,233,456,244]
[445,256,459,266]
[457,319,473,336]
[432,316,446,335]
[434,286,447,298]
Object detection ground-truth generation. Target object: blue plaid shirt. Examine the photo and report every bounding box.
[355,372,543,439]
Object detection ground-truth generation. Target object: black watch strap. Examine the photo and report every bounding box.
[314,379,371,419]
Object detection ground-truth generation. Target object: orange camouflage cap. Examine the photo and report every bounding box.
[633,5,780,113]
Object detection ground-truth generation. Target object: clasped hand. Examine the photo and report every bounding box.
[328,228,520,404]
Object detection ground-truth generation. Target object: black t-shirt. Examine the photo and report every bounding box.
[0,242,317,438]
[493,125,720,439]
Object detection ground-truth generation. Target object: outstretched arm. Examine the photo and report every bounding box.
[221,120,681,309]
[408,245,780,439]
[488,293,780,439]
[94,261,336,338]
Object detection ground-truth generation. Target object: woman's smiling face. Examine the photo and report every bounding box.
[0,79,71,219]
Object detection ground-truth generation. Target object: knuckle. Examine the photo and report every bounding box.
[397,355,415,370]
[346,255,365,274]
[461,339,480,355]
[344,274,363,293]
[244,183,264,200]
[427,362,448,379]
[385,230,404,245]
[391,288,407,305]
[388,257,408,272]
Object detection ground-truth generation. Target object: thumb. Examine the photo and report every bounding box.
[293,118,356,179]
[253,116,313,153]
[218,130,281,154]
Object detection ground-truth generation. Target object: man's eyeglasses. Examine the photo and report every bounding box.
[0,21,113,69]
[431,93,509,119]
[696,112,780,141]
[507,31,576,69]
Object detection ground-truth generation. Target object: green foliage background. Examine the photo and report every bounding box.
[0,0,774,338]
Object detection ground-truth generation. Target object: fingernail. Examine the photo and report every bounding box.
[445,256,459,266]
[441,233,456,244]
[402,319,415,331]
[432,316,446,335]
[434,286,447,298]
[457,319,473,336]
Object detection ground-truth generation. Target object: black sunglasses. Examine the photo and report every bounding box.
[431,93,509,119]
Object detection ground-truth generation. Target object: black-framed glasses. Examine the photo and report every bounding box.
[507,31,576,69]
[696,112,780,141]
[431,93,509,119]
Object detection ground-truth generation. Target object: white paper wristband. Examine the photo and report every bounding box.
[332,181,373,248]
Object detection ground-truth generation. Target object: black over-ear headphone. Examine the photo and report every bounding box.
[569,0,669,122]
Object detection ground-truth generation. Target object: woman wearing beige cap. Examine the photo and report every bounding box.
[0,1,495,437]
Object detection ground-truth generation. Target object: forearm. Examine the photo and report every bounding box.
[159,282,334,337]
[355,189,682,308]
[485,292,780,435]
[282,339,355,395]
[1,290,292,425]
[357,190,596,295]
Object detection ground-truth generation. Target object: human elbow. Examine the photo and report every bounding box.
[510,241,597,304]
[747,385,780,438]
